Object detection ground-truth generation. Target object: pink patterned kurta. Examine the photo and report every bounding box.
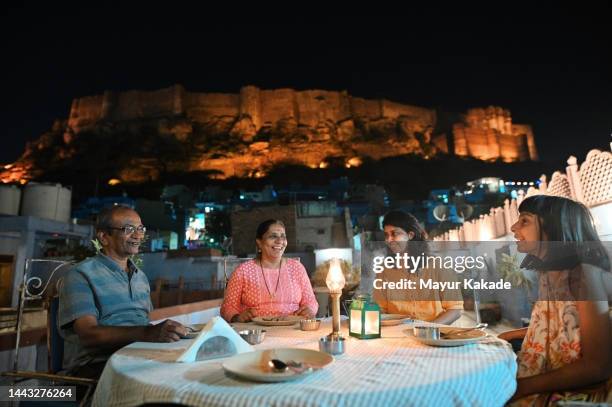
[220,258,318,322]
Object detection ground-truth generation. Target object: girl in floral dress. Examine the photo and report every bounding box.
[499,195,611,405]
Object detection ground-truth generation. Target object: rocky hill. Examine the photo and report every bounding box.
[0,85,537,185]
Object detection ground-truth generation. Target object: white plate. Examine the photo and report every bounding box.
[252,315,304,326]
[222,348,334,382]
[380,314,411,326]
[404,327,487,347]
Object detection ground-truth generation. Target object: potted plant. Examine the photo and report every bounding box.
[495,252,534,326]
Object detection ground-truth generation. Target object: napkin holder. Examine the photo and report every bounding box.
[176,316,253,362]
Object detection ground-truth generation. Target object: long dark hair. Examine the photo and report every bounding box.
[518,195,610,271]
[382,210,429,255]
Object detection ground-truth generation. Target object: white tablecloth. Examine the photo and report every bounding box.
[92,319,517,407]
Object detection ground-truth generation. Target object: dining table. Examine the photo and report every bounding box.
[92,317,517,406]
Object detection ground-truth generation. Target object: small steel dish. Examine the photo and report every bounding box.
[413,325,440,340]
[319,336,345,355]
[299,319,321,331]
[238,329,266,345]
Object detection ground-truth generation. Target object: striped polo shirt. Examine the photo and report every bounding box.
[58,253,152,370]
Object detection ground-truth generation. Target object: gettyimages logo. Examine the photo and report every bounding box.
[372,252,487,274]
[363,241,611,299]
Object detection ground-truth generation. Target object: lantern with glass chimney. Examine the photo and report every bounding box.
[325,258,345,339]
[349,294,381,339]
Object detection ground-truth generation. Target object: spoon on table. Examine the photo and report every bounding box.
[441,323,488,338]
[269,359,315,374]
[268,359,289,373]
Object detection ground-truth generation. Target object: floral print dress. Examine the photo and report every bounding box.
[514,270,611,406]
[518,271,581,378]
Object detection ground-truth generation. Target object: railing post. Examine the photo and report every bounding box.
[13,284,26,373]
[538,174,547,192]
[177,276,184,305]
[152,278,162,309]
[565,155,585,203]
[223,257,229,289]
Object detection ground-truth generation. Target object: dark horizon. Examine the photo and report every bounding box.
[2,5,611,167]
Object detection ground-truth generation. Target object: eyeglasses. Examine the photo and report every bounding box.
[108,225,147,235]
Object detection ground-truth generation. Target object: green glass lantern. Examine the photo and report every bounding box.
[348,294,381,339]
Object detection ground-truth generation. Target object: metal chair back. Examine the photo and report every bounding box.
[13,259,74,372]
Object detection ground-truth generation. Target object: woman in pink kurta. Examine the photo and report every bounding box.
[221,219,318,322]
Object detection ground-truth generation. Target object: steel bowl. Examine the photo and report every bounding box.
[319,336,345,355]
[413,325,440,340]
[299,318,321,331]
[238,329,266,345]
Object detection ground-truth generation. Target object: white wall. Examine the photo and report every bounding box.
[151,307,220,326]
[296,216,334,250]
[141,252,238,288]
[591,202,612,241]
[0,231,20,254]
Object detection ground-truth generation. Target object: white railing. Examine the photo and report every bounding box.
[435,143,612,241]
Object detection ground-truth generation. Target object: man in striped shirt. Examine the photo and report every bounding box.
[59,205,187,379]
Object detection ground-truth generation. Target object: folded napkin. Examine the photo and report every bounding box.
[176,316,253,363]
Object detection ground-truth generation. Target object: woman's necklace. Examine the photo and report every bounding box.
[260,258,282,299]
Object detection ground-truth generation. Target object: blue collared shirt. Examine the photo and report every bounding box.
[58,253,152,370]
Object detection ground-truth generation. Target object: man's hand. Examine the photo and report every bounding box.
[232,309,256,322]
[295,305,315,318]
[145,319,187,342]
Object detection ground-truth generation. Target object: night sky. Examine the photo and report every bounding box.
[1,5,611,167]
